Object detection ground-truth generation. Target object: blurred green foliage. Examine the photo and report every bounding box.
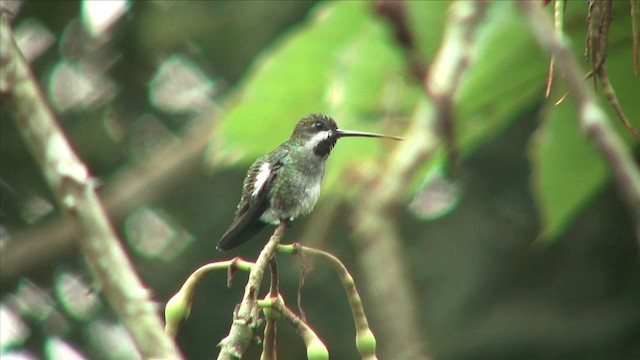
[210,0,638,241]
[1,1,639,360]
[530,5,640,240]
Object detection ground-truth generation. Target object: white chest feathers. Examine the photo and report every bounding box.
[301,179,322,214]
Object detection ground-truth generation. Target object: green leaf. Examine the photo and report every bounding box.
[456,2,547,154]
[405,1,450,59]
[531,97,608,241]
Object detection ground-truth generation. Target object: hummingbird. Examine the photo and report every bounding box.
[216,114,402,251]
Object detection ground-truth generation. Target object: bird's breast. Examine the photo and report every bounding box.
[262,161,325,223]
[298,177,322,214]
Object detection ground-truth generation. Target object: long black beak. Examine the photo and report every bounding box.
[335,129,403,141]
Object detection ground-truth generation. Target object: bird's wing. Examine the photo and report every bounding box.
[216,149,286,250]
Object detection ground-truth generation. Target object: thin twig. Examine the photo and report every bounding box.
[217,222,288,360]
[518,1,640,243]
[545,0,566,97]
[0,13,182,359]
[283,243,378,360]
[261,258,279,360]
[584,0,640,139]
[595,66,640,139]
[263,300,328,360]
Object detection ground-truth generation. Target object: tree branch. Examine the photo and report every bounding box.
[517,1,640,242]
[217,222,288,360]
[0,111,214,287]
[0,12,182,359]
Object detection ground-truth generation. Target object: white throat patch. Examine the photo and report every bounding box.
[304,130,332,152]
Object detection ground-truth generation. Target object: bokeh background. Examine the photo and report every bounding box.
[1,1,639,359]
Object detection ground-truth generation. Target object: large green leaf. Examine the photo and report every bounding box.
[530,1,640,241]
[456,2,547,154]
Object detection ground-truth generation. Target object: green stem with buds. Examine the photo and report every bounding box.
[165,258,254,337]
[279,243,377,360]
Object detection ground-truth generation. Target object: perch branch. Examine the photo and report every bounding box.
[217,222,288,360]
[0,13,182,359]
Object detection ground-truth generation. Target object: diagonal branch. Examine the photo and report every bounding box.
[0,111,214,287]
[518,1,640,242]
[0,13,182,359]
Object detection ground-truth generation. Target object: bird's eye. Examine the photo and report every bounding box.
[314,121,324,130]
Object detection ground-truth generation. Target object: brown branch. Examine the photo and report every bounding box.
[0,13,182,359]
[375,0,461,175]
[584,0,640,139]
[518,1,640,243]
[374,0,427,80]
[596,66,640,139]
[425,1,490,177]
[349,2,489,359]
[217,222,288,360]
[587,0,612,91]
